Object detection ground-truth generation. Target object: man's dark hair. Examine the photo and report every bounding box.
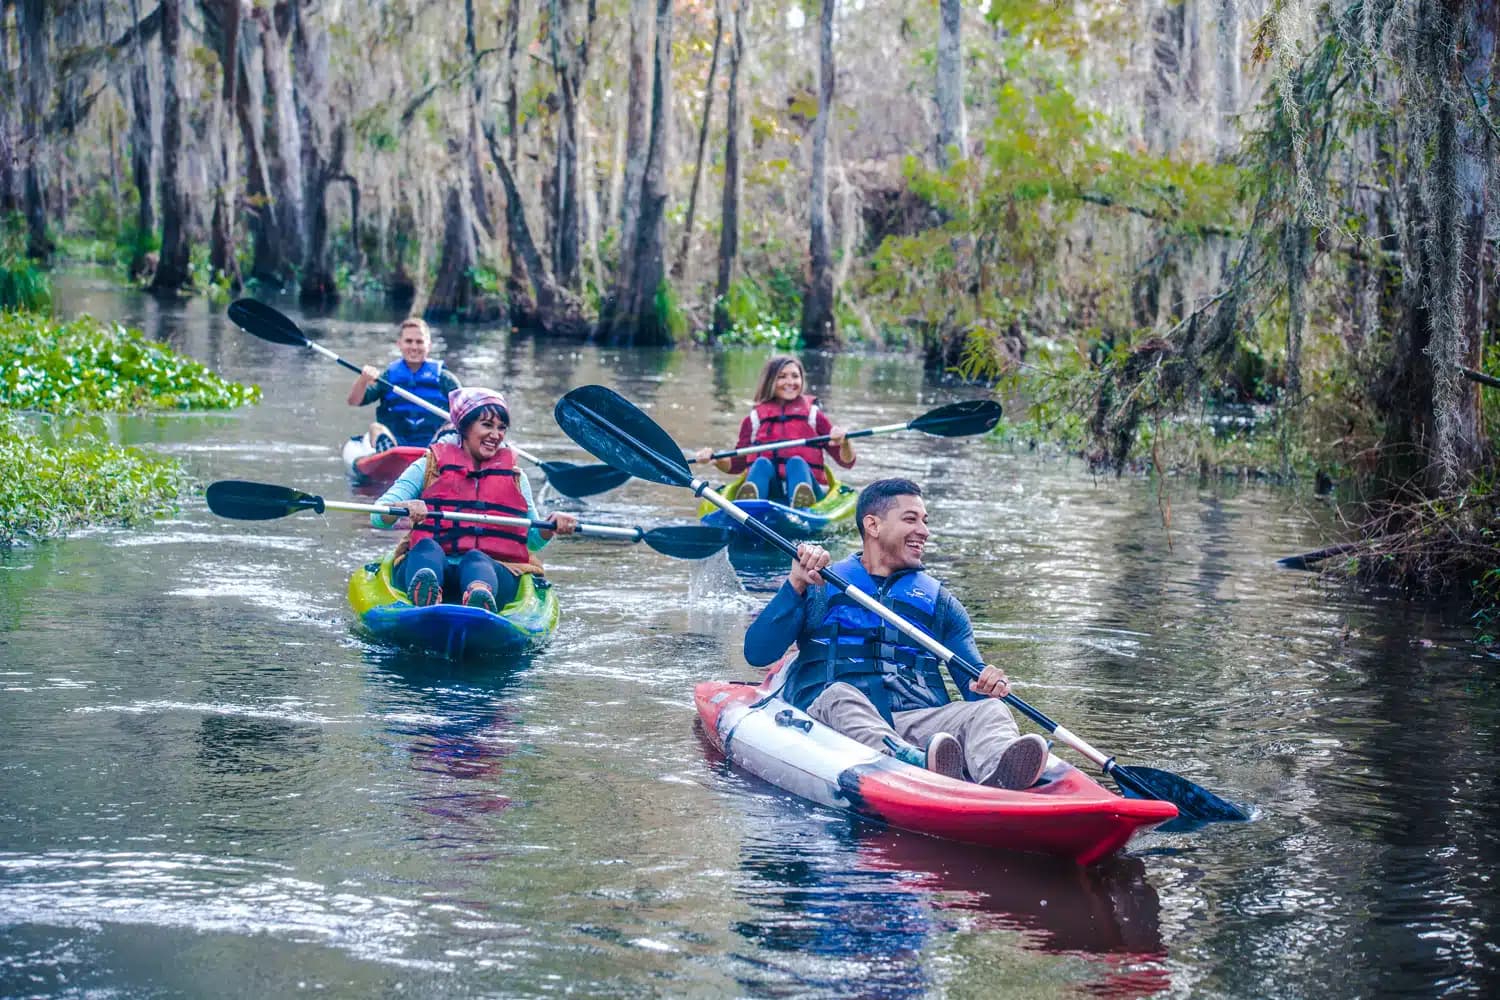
[856,478,923,538]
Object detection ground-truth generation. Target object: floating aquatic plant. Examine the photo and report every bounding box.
[0,311,260,413]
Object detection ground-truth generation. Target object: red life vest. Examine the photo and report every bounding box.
[405,442,531,562]
[748,395,828,485]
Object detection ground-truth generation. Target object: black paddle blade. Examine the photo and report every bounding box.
[227,298,308,347]
[554,385,693,487]
[205,480,325,520]
[641,524,734,560]
[1113,763,1250,823]
[538,460,634,499]
[909,399,1004,437]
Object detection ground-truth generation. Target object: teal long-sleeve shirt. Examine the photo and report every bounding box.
[371,452,550,551]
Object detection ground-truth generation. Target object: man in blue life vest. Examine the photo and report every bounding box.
[346,317,462,450]
[744,478,1049,789]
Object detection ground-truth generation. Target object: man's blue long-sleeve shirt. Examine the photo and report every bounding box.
[743,573,988,701]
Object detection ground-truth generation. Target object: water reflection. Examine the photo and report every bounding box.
[362,648,527,853]
[704,722,1169,999]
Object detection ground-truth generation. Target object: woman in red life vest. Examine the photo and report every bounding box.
[371,387,578,613]
[695,355,856,507]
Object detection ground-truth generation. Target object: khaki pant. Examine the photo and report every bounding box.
[807,681,1024,786]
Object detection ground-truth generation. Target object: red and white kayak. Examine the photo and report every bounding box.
[694,669,1179,866]
[341,434,425,488]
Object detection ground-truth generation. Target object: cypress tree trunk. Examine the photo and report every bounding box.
[19,0,52,260]
[548,0,594,291]
[126,0,155,280]
[295,3,337,304]
[1429,0,1495,487]
[464,0,493,239]
[0,3,15,214]
[257,1,305,284]
[205,0,242,290]
[673,3,722,279]
[800,0,838,348]
[711,0,746,341]
[427,183,480,321]
[149,0,190,294]
[935,0,965,167]
[617,0,654,259]
[1372,0,1495,491]
[484,126,592,336]
[500,0,525,307]
[235,28,278,285]
[602,0,673,345]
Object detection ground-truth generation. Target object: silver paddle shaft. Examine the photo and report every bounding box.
[693,476,1112,771]
[694,421,909,463]
[311,341,545,466]
[320,497,644,542]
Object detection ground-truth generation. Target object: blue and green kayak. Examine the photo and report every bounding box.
[698,468,857,542]
[347,551,560,659]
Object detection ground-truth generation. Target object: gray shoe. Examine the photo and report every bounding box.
[736,480,759,501]
[991,733,1048,790]
[883,733,965,780]
[924,732,965,780]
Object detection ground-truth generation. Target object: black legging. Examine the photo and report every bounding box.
[396,539,522,608]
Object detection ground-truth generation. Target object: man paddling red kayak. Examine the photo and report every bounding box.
[744,477,1049,789]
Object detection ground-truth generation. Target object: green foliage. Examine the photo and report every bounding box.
[467,265,503,296]
[1482,343,1500,456]
[0,215,51,313]
[863,41,1244,375]
[1473,568,1500,649]
[77,179,126,246]
[654,281,688,342]
[186,245,235,303]
[0,413,191,546]
[0,312,261,413]
[335,261,388,298]
[117,224,161,273]
[701,272,802,348]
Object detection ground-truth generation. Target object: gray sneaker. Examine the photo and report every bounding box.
[924,732,965,780]
[883,733,965,780]
[991,733,1048,790]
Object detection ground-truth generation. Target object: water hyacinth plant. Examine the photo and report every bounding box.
[0,414,192,545]
[0,312,261,413]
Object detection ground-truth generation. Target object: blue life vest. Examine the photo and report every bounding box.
[781,555,950,724]
[378,359,449,446]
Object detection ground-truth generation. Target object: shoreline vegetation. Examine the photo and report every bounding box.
[0,309,260,546]
[6,1,1496,630]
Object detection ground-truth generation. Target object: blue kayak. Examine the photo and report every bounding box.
[698,469,857,542]
[348,552,560,660]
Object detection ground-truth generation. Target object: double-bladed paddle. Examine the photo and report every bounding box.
[225,299,631,499]
[205,479,733,560]
[693,398,1003,463]
[554,384,1249,823]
